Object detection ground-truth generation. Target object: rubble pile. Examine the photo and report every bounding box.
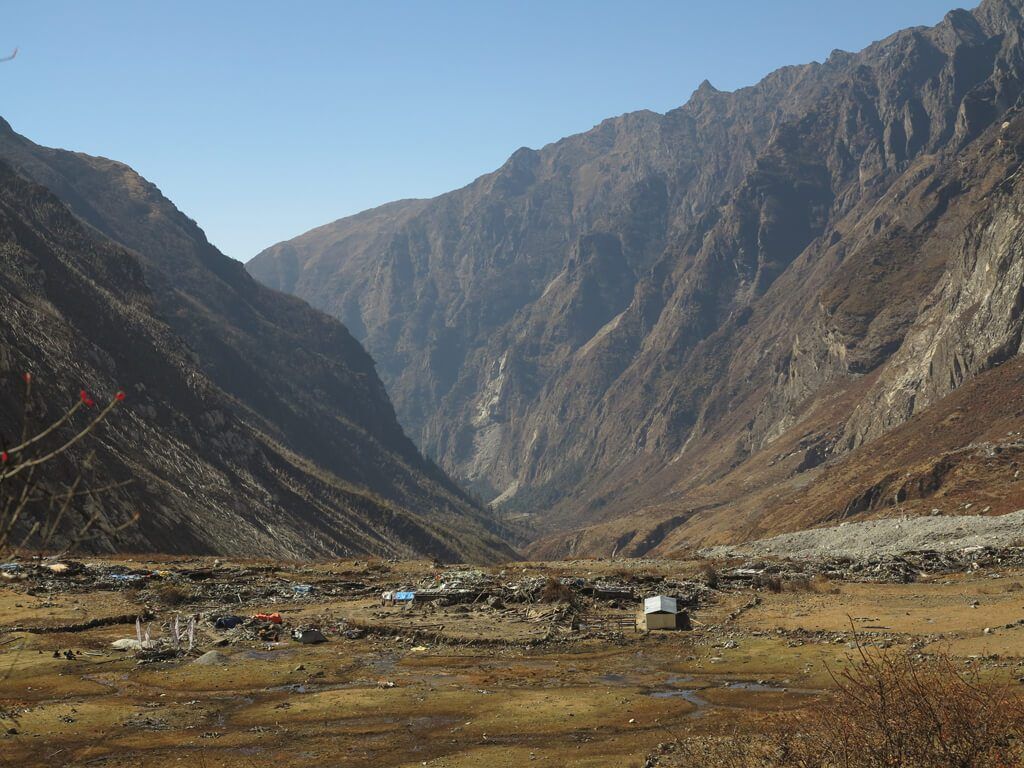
[717,545,1024,586]
[404,568,714,612]
[703,510,1024,563]
[0,558,378,605]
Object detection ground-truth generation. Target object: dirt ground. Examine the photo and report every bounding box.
[1,557,1022,767]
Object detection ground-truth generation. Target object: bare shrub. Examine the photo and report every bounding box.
[778,574,838,594]
[666,547,703,561]
[787,575,812,592]
[0,373,131,556]
[668,728,785,768]
[0,374,133,725]
[752,574,783,593]
[700,563,719,589]
[667,636,1024,768]
[152,582,190,607]
[539,576,574,603]
[808,642,1024,767]
[122,586,145,606]
[811,573,839,594]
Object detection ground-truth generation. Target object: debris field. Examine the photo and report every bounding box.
[2,550,1024,767]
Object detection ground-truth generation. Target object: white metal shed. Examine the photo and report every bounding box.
[643,595,679,630]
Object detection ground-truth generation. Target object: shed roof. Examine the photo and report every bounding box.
[644,595,678,614]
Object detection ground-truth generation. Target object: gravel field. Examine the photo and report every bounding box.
[703,509,1024,560]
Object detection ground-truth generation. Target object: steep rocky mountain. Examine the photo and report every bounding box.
[250,0,1024,555]
[0,124,515,562]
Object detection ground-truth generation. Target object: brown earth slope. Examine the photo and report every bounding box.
[250,0,1024,554]
[0,132,515,562]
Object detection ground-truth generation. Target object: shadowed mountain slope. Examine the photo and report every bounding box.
[0,125,515,562]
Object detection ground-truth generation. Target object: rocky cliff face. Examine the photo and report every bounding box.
[250,0,1024,553]
[0,126,515,562]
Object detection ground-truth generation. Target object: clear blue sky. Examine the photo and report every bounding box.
[5,0,961,261]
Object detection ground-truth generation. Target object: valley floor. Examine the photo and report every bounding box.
[1,555,1023,767]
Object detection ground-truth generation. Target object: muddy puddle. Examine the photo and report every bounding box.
[643,675,819,717]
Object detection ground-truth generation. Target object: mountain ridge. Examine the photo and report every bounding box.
[249,0,1024,555]
[0,121,516,562]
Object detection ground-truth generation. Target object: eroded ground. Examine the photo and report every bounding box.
[2,556,1023,767]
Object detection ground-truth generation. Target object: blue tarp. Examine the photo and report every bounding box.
[394,591,415,601]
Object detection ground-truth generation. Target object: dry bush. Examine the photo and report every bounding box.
[668,729,784,768]
[700,563,720,589]
[753,574,783,593]
[782,574,839,594]
[811,574,839,594]
[0,374,131,556]
[0,374,132,725]
[669,637,1024,768]
[152,582,190,607]
[665,547,704,561]
[122,586,145,606]
[787,575,812,592]
[539,576,574,603]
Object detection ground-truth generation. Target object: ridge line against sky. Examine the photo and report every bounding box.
[6,0,959,261]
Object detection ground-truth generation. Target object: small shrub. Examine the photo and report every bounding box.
[779,574,838,593]
[0,374,132,556]
[787,575,812,592]
[753,574,782,593]
[539,576,573,603]
[700,564,720,589]
[812,573,840,594]
[153,582,190,607]
[666,547,703,561]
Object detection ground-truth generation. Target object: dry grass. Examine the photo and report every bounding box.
[786,574,840,594]
[750,573,838,595]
